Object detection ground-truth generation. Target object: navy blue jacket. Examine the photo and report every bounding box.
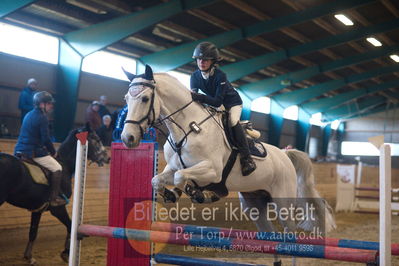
[18,87,35,118]
[112,105,128,141]
[14,108,56,158]
[98,104,111,119]
[190,68,242,109]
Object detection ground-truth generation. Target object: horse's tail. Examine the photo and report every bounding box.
[285,149,336,232]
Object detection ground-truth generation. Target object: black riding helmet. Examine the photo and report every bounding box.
[192,42,221,62]
[33,91,55,107]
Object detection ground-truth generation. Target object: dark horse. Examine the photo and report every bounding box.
[0,124,110,264]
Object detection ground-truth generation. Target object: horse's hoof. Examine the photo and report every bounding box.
[203,190,220,203]
[273,260,282,266]
[185,183,204,203]
[60,250,69,263]
[161,188,177,203]
[25,257,36,265]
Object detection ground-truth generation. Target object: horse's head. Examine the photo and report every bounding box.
[121,65,160,148]
[83,124,110,166]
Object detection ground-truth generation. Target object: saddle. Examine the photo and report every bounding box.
[16,154,50,186]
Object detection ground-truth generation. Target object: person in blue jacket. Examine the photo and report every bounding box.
[190,42,256,176]
[112,104,156,142]
[18,78,38,123]
[14,91,66,207]
[112,105,128,141]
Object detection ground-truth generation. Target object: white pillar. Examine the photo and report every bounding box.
[380,144,391,266]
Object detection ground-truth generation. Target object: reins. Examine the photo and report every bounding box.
[124,80,220,169]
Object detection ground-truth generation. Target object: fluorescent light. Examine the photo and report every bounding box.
[334,14,354,26]
[390,54,399,62]
[366,37,382,47]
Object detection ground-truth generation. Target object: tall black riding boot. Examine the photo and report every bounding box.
[49,170,67,207]
[232,123,256,176]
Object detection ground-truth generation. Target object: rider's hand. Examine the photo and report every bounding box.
[191,92,204,102]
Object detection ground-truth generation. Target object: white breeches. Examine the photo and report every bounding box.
[229,105,242,126]
[33,155,62,172]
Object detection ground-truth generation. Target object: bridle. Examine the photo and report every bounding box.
[124,79,219,168]
[124,81,157,137]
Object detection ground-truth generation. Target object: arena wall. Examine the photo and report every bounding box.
[1,139,398,230]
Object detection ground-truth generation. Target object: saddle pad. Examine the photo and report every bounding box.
[248,138,267,158]
[23,162,48,185]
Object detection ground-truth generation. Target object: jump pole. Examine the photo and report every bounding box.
[68,132,89,266]
[379,144,391,266]
[77,224,379,264]
[149,222,399,255]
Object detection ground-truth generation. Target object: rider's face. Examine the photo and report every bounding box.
[197,58,212,71]
[44,102,54,113]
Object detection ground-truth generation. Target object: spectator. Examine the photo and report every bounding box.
[0,123,10,138]
[98,95,111,120]
[112,104,128,141]
[96,115,113,146]
[85,101,102,131]
[110,108,119,129]
[18,78,38,123]
[111,104,156,142]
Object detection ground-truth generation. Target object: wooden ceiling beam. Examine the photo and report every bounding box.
[187,9,233,30]
[280,0,378,91]
[347,9,399,81]
[381,0,399,17]
[87,0,132,14]
[157,21,203,40]
[224,0,269,20]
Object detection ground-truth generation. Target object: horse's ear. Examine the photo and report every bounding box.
[145,64,153,80]
[122,67,136,82]
[85,122,92,132]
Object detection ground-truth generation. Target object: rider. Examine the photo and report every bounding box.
[190,42,256,176]
[14,91,67,207]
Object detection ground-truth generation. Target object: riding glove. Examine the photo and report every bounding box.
[191,92,205,102]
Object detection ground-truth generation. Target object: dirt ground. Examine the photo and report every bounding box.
[0,213,398,266]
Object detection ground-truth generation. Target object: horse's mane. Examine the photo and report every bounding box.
[57,128,79,159]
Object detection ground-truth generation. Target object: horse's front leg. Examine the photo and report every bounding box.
[49,205,71,263]
[24,211,42,265]
[174,160,220,203]
[152,165,181,203]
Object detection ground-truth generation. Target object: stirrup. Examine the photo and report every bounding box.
[50,197,67,207]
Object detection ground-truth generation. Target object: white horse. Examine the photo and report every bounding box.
[121,65,336,265]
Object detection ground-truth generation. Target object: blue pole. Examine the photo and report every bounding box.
[154,253,264,266]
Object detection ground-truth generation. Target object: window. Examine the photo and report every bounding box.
[341,141,399,156]
[251,97,270,114]
[82,51,136,80]
[310,112,326,126]
[331,120,340,130]
[308,137,319,159]
[0,22,59,64]
[283,105,298,120]
[167,71,190,89]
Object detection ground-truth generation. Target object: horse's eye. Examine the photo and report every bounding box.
[142,96,149,103]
